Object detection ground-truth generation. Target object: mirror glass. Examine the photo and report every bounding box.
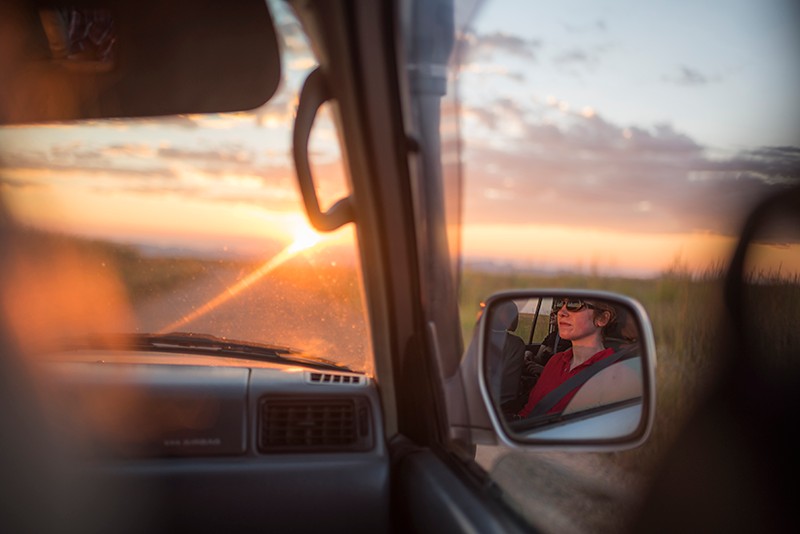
[741,192,800,382]
[482,292,649,442]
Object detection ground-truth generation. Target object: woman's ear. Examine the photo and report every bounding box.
[594,311,611,328]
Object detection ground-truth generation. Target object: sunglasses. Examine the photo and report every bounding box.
[553,298,597,313]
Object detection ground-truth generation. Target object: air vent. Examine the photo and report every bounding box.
[258,397,372,453]
[307,372,364,385]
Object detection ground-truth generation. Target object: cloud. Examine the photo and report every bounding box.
[271,0,312,55]
[157,146,255,166]
[0,123,315,218]
[465,31,542,61]
[154,115,202,129]
[2,140,175,177]
[108,115,201,130]
[553,48,599,67]
[0,176,50,191]
[0,158,176,180]
[562,19,607,34]
[461,99,800,238]
[703,146,800,181]
[463,31,612,82]
[664,65,721,86]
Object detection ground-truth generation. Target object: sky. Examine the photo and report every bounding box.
[454,0,800,276]
[0,110,348,256]
[461,0,800,149]
[0,0,798,278]
[0,0,351,259]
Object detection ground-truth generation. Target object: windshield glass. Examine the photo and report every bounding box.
[0,0,372,373]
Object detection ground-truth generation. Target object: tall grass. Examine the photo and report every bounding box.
[742,270,800,377]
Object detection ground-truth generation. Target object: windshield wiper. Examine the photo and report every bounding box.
[63,332,355,373]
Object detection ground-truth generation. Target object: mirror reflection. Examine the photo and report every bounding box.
[742,196,800,380]
[484,294,645,440]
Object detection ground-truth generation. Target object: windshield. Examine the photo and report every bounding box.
[0,0,372,373]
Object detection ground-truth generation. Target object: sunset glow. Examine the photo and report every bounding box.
[158,224,325,333]
[463,223,737,277]
[1,0,798,283]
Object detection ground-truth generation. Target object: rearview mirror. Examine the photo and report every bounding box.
[477,289,656,447]
[0,0,281,124]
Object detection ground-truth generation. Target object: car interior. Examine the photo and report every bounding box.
[5,0,791,532]
[0,1,541,532]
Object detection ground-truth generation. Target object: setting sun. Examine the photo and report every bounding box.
[158,223,327,333]
[287,223,323,254]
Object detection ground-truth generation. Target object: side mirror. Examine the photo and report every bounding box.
[476,289,656,448]
[726,186,800,384]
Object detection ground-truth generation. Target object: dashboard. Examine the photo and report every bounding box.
[38,351,389,533]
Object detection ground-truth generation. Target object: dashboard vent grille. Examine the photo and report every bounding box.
[258,397,372,453]
[307,372,363,385]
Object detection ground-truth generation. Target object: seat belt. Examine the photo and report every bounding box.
[528,346,634,418]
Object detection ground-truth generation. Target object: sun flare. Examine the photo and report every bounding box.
[158,222,326,333]
[287,224,323,254]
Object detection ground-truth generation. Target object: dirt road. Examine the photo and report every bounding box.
[131,261,371,372]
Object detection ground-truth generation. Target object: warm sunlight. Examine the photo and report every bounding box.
[463,223,737,277]
[746,243,800,279]
[158,222,326,333]
[287,223,323,254]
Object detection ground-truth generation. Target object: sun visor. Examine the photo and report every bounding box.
[1,0,282,124]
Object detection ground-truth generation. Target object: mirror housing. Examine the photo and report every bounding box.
[0,0,281,124]
[465,289,656,450]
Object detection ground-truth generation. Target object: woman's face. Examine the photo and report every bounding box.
[556,304,605,343]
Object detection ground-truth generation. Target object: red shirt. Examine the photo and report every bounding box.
[519,347,615,417]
